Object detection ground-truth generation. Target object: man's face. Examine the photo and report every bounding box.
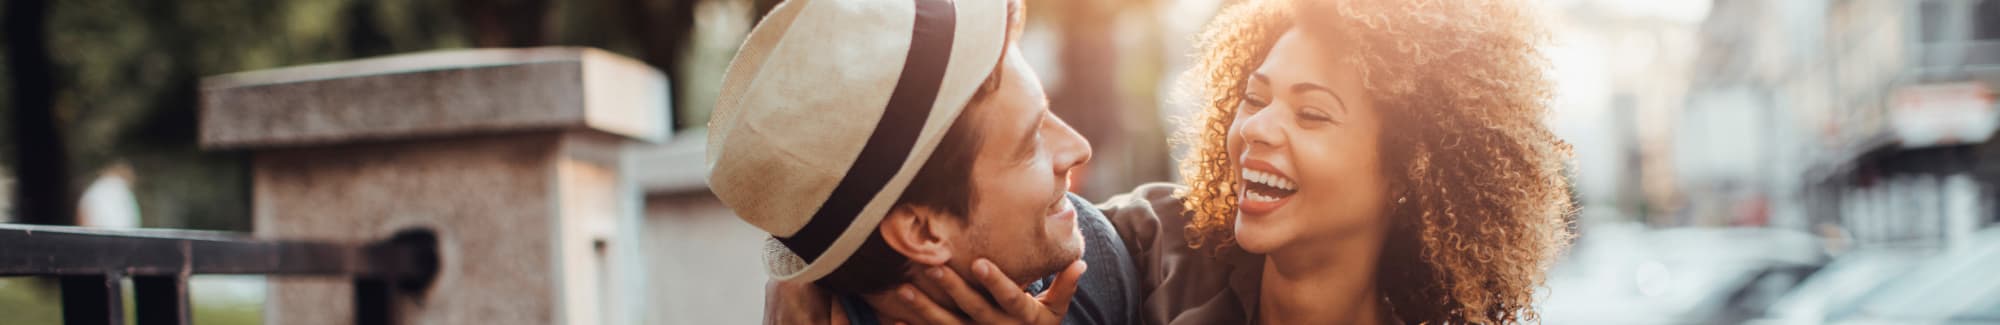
[948,44,1093,285]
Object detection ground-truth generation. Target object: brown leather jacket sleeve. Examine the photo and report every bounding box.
[1094,183,1186,316]
[1094,183,1262,325]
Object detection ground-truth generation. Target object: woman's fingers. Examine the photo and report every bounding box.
[969,259,1037,317]
[895,284,965,325]
[920,265,1006,321]
[910,259,1083,325]
[1035,260,1088,318]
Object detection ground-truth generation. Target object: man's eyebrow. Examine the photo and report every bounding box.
[1014,110,1044,160]
[1291,82,1348,114]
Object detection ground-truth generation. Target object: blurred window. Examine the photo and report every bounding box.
[1978,0,2000,40]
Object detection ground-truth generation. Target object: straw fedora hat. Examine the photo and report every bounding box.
[705,0,1007,282]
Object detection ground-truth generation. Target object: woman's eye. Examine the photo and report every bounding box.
[1298,108,1336,124]
[1241,95,1269,110]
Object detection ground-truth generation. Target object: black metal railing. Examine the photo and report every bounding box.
[0,224,439,325]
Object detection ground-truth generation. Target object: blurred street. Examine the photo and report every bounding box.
[1541,0,2000,323]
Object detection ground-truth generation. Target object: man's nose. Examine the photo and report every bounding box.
[1046,113,1092,175]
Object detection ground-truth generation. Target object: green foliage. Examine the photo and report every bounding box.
[0,277,263,325]
[10,0,472,229]
[0,278,59,324]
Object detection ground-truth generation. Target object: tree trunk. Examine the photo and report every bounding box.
[622,0,699,130]
[6,0,76,226]
[458,0,552,47]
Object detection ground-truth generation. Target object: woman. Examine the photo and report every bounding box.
[778,0,1574,323]
[1099,0,1573,323]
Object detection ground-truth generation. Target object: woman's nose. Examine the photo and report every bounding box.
[1239,105,1286,149]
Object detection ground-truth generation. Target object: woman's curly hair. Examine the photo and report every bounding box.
[1175,0,1576,323]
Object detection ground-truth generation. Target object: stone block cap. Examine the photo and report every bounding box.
[200,47,670,150]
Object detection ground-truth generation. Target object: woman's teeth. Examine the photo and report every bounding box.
[1246,191,1282,203]
[1243,168,1294,191]
[1241,168,1297,204]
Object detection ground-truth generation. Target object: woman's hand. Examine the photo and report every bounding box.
[892,259,1087,325]
[764,278,848,325]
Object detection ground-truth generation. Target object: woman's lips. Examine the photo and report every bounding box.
[1237,158,1296,217]
[1238,185,1291,217]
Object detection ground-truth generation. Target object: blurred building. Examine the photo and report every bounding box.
[1810,0,2000,250]
[1545,0,1707,227]
[1676,0,1826,230]
[1680,0,2000,250]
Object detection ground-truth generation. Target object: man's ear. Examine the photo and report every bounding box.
[878,204,959,266]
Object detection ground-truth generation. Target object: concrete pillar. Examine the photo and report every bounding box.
[199,47,668,325]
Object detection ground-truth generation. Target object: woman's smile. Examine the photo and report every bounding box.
[1238,158,1297,216]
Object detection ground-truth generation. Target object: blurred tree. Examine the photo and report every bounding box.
[1,0,741,230]
[620,0,699,129]
[5,0,76,226]
[458,0,550,47]
[470,0,719,130]
[0,0,476,231]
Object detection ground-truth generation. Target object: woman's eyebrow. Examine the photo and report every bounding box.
[1291,82,1348,114]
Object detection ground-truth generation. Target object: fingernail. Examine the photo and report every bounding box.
[900,287,916,301]
[929,267,944,279]
[975,260,991,277]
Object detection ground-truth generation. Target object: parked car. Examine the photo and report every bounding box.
[1541,226,1825,324]
[1832,228,2000,324]
[1747,249,1930,325]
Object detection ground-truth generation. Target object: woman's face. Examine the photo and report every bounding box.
[1227,29,1393,254]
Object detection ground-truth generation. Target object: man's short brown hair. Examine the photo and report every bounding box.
[814,0,1024,295]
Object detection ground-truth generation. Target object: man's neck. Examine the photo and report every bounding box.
[1256,231,1387,325]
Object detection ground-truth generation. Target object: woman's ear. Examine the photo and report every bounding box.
[878,204,958,266]
[1385,177,1411,212]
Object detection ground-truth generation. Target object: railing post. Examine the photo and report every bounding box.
[59,273,124,325]
[354,278,395,325]
[133,274,191,325]
[199,47,667,324]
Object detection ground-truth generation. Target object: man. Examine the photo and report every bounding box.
[705,0,1137,324]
